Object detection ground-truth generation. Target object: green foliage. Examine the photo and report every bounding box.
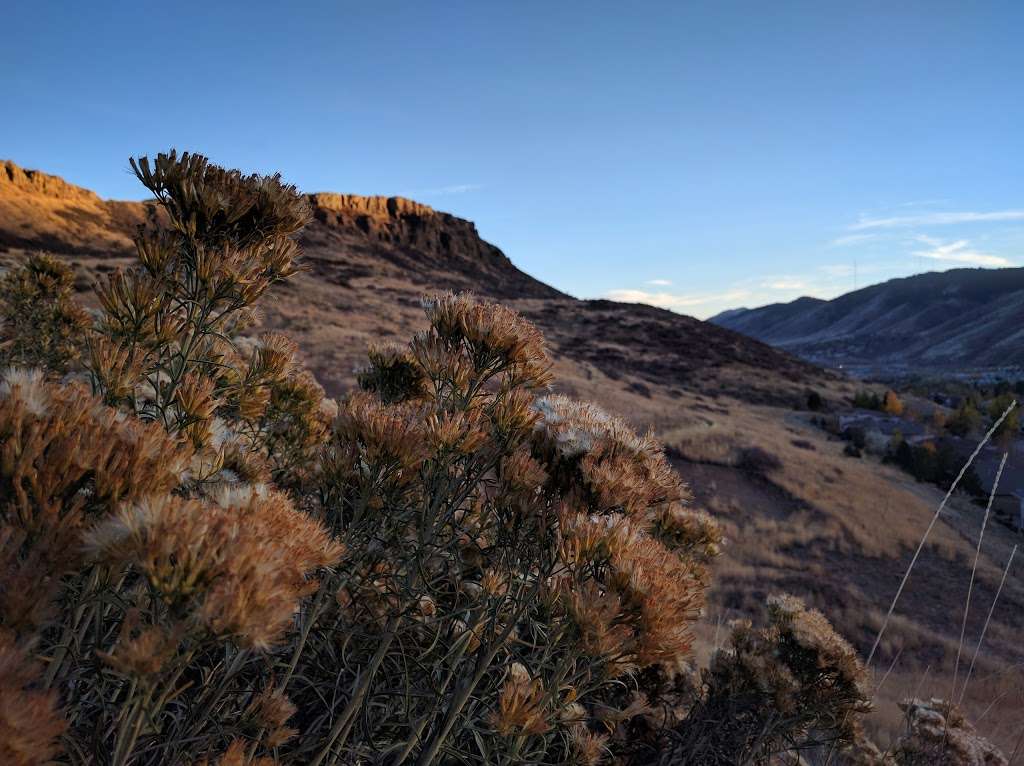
[0,253,90,375]
[987,394,1019,443]
[888,440,985,498]
[945,403,982,437]
[853,389,882,410]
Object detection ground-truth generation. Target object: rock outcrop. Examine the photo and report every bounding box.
[3,160,104,202]
[309,192,496,259]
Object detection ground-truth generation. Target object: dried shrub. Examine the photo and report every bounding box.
[738,445,783,475]
[891,698,1006,766]
[0,253,90,375]
[663,594,872,765]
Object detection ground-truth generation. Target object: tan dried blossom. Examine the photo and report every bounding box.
[490,662,551,737]
[195,739,279,766]
[423,409,486,454]
[1,368,190,522]
[245,686,298,749]
[236,383,272,420]
[87,335,147,403]
[490,387,541,441]
[248,333,297,382]
[176,373,221,446]
[653,503,723,565]
[422,292,552,387]
[333,393,429,478]
[96,608,184,678]
[0,370,193,637]
[130,151,309,249]
[670,595,872,764]
[500,446,548,496]
[95,267,167,346]
[0,633,67,765]
[568,723,608,766]
[563,580,632,668]
[534,394,690,525]
[481,569,510,597]
[84,491,342,649]
[767,594,868,696]
[0,367,51,417]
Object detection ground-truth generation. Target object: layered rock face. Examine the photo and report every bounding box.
[3,160,105,201]
[305,192,550,296]
[0,161,144,254]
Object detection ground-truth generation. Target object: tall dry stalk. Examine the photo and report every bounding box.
[952,451,1007,702]
[959,544,1018,706]
[866,399,1017,667]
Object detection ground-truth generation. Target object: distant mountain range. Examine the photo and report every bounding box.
[709,268,1024,375]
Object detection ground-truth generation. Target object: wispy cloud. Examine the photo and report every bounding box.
[911,235,1011,267]
[761,277,808,291]
[819,264,856,278]
[603,276,826,319]
[892,199,951,209]
[829,233,877,248]
[409,183,482,197]
[646,278,672,286]
[850,210,1024,231]
[604,288,752,312]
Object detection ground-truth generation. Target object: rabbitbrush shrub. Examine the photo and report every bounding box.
[0,150,901,766]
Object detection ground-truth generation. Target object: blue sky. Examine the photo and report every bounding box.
[4,1,1022,318]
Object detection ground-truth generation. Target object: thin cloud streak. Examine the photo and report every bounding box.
[604,288,753,310]
[408,183,482,197]
[850,210,1024,230]
[911,236,1011,267]
[830,233,877,247]
[602,276,844,319]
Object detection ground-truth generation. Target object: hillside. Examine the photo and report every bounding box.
[1,159,824,403]
[3,159,1023,747]
[710,269,1024,375]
